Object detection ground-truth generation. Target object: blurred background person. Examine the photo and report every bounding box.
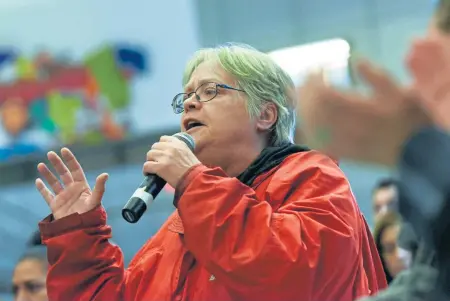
[372,178,419,263]
[372,178,399,223]
[373,212,410,284]
[12,245,47,301]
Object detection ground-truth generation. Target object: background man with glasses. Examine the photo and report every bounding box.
[35,44,386,301]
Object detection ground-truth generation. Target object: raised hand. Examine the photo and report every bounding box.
[296,60,429,166]
[36,148,109,220]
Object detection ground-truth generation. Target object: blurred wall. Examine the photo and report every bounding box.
[195,0,433,81]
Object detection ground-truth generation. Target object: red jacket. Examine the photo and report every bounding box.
[39,151,386,301]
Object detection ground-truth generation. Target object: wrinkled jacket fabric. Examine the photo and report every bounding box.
[39,150,386,301]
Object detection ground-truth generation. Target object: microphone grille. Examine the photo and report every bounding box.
[173,132,195,151]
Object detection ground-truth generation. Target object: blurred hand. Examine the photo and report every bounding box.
[297,60,429,166]
[36,148,108,220]
[144,135,201,188]
[407,38,450,132]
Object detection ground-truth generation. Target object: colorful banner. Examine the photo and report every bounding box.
[0,44,148,161]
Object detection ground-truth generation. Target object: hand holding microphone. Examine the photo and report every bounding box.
[122,133,198,223]
[35,133,197,224]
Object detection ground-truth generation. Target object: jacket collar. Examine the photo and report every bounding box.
[169,143,309,234]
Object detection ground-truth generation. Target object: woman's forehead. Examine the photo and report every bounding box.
[184,61,231,90]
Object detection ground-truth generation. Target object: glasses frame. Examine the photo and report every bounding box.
[171,81,245,114]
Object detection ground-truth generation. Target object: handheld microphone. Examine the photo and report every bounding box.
[122,132,195,223]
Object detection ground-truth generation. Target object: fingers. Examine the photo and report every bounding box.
[297,72,328,116]
[298,83,376,152]
[144,150,165,170]
[60,148,87,183]
[150,142,168,151]
[154,137,187,151]
[37,162,64,194]
[406,39,450,109]
[37,148,87,196]
[406,39,438,83]
[142,161,159,176]
[159,135,175,143]
[47,151,73,186]
[297,73,369,150]
[91,173,109,206]
[355,59,399,99]
[301,71,327,93]
[35,178,55,206]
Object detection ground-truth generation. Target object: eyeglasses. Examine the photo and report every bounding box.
[171,81,245,114]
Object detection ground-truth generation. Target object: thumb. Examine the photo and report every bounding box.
[91,173,109,204]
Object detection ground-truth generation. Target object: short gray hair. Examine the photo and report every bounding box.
[183,43,296,146]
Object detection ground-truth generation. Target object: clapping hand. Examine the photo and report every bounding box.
[296,60,429,166]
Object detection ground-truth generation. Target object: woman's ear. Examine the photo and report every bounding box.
[256,102,278,131]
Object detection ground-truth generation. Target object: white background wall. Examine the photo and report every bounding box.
[196,0,433,81]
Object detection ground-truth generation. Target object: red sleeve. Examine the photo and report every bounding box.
[175,151,382,299]
[39,206,128,301]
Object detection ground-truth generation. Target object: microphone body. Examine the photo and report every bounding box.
[122,132,195,223]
